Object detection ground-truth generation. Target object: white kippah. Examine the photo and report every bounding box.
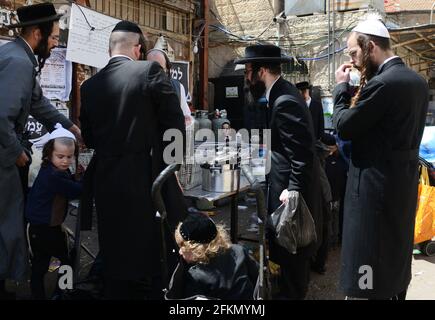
[49,123,76,141]
[352,19,390,39]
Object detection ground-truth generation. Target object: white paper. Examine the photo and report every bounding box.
[40,48,72,101]
[66,4,120,69]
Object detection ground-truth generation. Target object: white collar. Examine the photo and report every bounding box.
[265,76,281,103]
[110,54,134,61]
[306,97,312,108]
[378,56,399,72]
[19,36,34,54]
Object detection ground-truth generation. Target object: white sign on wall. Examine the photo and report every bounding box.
[40,48,72,101]
[66,4,120,69]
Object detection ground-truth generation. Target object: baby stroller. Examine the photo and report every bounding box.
[416,157,435,257]
[151,164,272,300]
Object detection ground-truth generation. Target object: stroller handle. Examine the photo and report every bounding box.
[152,163,181,220]
[241,165,267,221]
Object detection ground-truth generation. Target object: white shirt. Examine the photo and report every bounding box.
[306,97,312,108]
[265,76,281,104]
[110,54,134,61]
[179,83,194,127]
[378,55,399,72]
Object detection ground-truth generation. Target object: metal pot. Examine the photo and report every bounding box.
[201,163,240,192]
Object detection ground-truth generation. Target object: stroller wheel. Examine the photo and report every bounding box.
[420,240,435,257]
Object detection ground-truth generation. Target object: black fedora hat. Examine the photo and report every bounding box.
[234,45,292,64]
[7,2,63,29]
[296,81,312,90]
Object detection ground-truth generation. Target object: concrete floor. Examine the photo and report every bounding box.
[6,194,435,300]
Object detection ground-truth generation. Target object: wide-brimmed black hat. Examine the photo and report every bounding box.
[234,45,292,64]
[7,2,63,29]
[296,81,312,90]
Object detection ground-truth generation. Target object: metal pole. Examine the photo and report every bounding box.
[199,0,209,110]
[332,0,336,85]
[430,1,435,24]
[327,0,331,90]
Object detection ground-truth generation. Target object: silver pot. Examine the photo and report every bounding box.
[201,164,240,192]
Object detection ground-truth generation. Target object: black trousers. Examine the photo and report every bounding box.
[278,257,311,300]
[312,202,331,270]
[28,224,71,300]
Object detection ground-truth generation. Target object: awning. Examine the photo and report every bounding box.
[389,24,435,68]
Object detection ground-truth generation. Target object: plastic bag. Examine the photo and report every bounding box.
[414,166,435,244]
[270,190,317,254]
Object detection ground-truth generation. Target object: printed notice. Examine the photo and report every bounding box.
[66,4,120,68]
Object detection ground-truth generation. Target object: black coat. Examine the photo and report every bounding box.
[308,99,325,141]
[79,57,186,281]
[267,77,323,262]
[333,57,429,298]
[171,244,258,300]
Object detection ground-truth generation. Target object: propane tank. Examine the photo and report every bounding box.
[195,111,212,142]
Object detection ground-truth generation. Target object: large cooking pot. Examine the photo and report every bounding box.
[201,163,240,192]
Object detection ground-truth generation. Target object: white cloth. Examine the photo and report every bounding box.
[179,83,194,127]
[49,123,76,141]
[352,19,390,39]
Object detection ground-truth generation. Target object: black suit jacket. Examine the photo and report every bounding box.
[267,77,323,262]
[79,57,185,280]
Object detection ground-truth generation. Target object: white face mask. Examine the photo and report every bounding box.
[349,69,361,87]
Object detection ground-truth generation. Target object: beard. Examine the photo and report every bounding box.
[354,57,378,81]
[34,39,51,72]
[247,78,266,101]
[34,39,51,61]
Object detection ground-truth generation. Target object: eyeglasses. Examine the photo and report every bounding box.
[244,68,253,76]
[49,35,60,41]
[344,48,358,58]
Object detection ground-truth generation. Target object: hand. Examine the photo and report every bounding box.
[328,144,338,156]
[279,189,290,204]
[16,151,30,167]
[69,124,83,144]
[335,63,352,84]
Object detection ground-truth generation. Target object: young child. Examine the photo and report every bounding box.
[25,124,82,300]
[172,213,258,300]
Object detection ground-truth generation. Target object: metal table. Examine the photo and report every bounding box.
[183,176,251,243]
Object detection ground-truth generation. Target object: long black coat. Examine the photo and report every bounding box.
[308,99,325,141]
[333,57,429,299]
[267,77,323,262]
[80,57,185,281]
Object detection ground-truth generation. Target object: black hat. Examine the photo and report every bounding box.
[296,81,312,90]
[7,2,63,29]
[179,213,217,244]
[234,45,292,64]
[112,20,143,34]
